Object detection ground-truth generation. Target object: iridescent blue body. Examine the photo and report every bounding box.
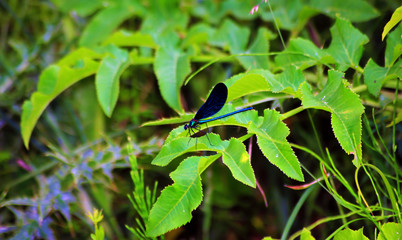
[184,82,253,137]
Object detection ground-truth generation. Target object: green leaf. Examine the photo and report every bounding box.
[206,20,272,70]
[333,227,368,240]
[226,66,305,100]
[21,53,99,148]
[295,7,321,33]
[260,0,304,30]
[95,45,130,117]
[275,38,334,70]
[128,49,154,65]
[327,17,369,71]
[225,70,274,101]
[79,3,135,47]
[154,48,190,113]
[58,48,103,66]
[382,6,402,40]
[212,19,270,70]
[300,70,364,162]
[182,23,216,48]
[152,133,256,187]
[145,156,209,237]
[103,30,157,48]
[300,228,316,240]
[237,27,270,69]
[37,65,59,95]
[378,222,402,240]
[363,59,392,97]
[211,19,249,50]
[192,0,255,24]
[273,65,306,95]
[221,138,256,187]
[141,0,189,41]
[248,109,303,181]
[310,0,379,22]
[385,24,402,67]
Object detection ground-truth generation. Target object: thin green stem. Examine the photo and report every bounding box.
[281,106,304,120]
[392,77,400,195]
[307,110,326,160]
[281,185,317,240]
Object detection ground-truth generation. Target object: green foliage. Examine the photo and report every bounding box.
[21,48,101,148]
[248,110,303,181]
[95,45,130,117]
[364,24,402,96]
[309,0,379,22]
[300,70,364,162]
[300,228,315,240]
[154,48,191,113]
[88,209,105,240]
[382,6,402,40]
[1,0,401,239]
[146,156,206,237]
[378,222,402,240]
[333,228,368,240]
[126,138,160,239]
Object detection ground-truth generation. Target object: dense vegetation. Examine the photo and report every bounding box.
[1,0,401,239]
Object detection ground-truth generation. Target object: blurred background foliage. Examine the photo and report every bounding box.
[0,0,401,239]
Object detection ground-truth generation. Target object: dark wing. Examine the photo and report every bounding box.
[194,82,228,120]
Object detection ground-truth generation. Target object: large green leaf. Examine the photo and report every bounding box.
[237,27,270,69]
[79,2,135,47]
[364,25,402,96]
[211,19,249,50]
[225,70,274,101]
[382,6,402,41]
[272,66,306,95]
[275,38,334,70]
[378,222,402,240]
[182,23,216,48]
[300,70,364,162]
[103,30,157,48]
[327,17,369,71]
[259,0,305,30]
[211,20,270,69]
[363,59,401,97]
[310,0,378,22]
[154,48,191,113]
[192,0,255,24]
[146,156,207,237]
[95,45,130,117]
[21,49,101,148]
[225,66,305,100]
[152,133,256,188]
[385,24,402,67]
[207,20,271,70]
[248,109,303,181]
[333,227,368,240]
[300,228,316,240]
[141,0,189,39]
[57,48,104,65]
